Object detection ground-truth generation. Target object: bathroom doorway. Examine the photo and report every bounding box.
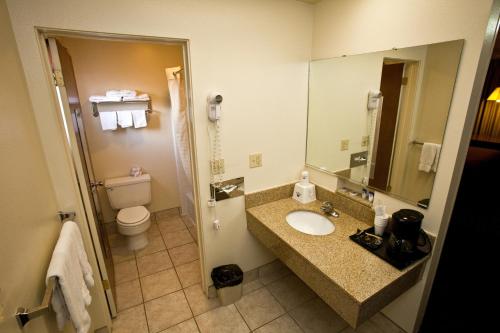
[41,30,202,317]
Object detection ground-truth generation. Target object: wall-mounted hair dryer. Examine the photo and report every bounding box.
[208,93,223,122]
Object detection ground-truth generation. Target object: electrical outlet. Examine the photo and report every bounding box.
[249,153,263,168]
[210,159,225,175]
[340,139,349,151]
[361,136,369,147]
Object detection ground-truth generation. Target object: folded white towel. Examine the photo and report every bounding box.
[418,143,441,173]
[46,221,94,333]
[131,110,148,128]
[89,95,121,103]
[117,111,133,128]
[106,90,136,98]
[99,112,117,131]
[122,93,150,102]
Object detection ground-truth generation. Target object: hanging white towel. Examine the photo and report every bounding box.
[46,221,94,333]
[99,112,117,131]
[117,111,133,128]
[131,110,148,128]
[418,143,441,173]
[431,144,442,172]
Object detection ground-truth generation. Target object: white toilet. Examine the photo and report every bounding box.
[105,174,152,251]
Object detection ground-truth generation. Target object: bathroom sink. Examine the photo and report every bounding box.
[286,211,335,236]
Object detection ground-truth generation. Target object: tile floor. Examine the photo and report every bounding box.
[108,210,405,333]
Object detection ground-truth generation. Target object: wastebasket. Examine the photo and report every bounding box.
[211,264,243,305]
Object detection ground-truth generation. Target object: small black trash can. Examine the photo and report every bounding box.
[211,264,243,305]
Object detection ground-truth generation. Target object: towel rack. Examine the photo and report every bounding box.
[15,278,56,327]
[411,140,424,145]
[58,211,76,222]
[91,99,153,117]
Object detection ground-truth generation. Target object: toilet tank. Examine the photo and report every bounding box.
[104,174,151,209]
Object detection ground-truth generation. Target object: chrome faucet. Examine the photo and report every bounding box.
[320,201,339,217]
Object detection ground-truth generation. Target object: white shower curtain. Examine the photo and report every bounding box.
[166,67,193,222]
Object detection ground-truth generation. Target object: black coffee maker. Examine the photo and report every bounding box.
[387,209,426,261]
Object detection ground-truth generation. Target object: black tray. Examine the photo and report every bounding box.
[349,227,431,270]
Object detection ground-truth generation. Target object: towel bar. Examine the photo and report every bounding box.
[91,99,153,117]
[15,278,56,328]
[57,211,76,222]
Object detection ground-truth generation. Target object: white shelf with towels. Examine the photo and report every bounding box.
[91,98,152,117]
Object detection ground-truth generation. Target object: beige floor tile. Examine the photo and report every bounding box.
[141,268,182,301]
[111,245,135,264]
[163,229,194,249]
[156,207,180,220]
[195,304,249,333]
[267,274,316,311]
[369,313,404,333]
[114,259,139,285]
[168,243,199,266]
[188,226,198,244]
[160,318,199,333]
[111,304,148,333]
[258,260,292,285]
[148,223,161,237]
[184,284,221,316]
[159,216,187,233]
[137,250,173,277]
[176,260,201,288]
[135,234,166,257]
[341,319,384,333]
[235,287,285,330]
[242,279,264,295]
[116,279,143,312]
[254,314,303,333]
[109,233,127,248]
[145,290,193,333]
[289,298,348,333]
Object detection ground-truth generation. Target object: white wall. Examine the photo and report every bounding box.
[6,0,313,289]
[0,1,109,331]
[58,37,184,222]
[311,0,493,331]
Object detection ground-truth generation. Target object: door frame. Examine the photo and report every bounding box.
[414,1,500,331]
[35,28,206,315]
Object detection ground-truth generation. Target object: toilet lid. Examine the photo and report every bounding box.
[117,206,149,224]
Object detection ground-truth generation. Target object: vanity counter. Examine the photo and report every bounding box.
[246,197,428,327]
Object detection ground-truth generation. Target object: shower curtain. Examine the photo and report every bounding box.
[166,67,194,224]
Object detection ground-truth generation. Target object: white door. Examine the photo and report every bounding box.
[46,38,117,317]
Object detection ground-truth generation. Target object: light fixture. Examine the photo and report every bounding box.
[487,87,500,102]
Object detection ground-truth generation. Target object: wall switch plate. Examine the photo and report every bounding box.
[210,159,225,175]
[340,139,349,151]
[361,136,369,147]
[249,153,262,168]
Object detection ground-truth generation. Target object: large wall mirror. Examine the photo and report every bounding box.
[306,40,464,208]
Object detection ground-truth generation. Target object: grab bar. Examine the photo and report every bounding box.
[15,278,56,327]
[57,211,76,222]
[15,211,75,327]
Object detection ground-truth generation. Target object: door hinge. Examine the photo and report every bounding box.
[102,279,110,290]
[401,77,408,86]
[53,69,65,87]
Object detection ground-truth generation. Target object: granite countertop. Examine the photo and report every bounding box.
[246,197,427,304]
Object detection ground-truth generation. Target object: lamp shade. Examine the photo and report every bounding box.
[487,87,500,102]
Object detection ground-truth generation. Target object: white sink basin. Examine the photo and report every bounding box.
[286,211,335,236]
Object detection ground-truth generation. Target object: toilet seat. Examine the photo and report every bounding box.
[117,206,150,227]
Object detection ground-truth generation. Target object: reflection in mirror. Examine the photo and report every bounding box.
[306,40,463,208]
